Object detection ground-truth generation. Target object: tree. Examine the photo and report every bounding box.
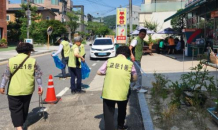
[144,19,158,44]
[103,15,116,29]
[19,4,41,40]
[87,22,111,37]
[171,9,183,32]
[46,20,67,45]
[66,10,81,41]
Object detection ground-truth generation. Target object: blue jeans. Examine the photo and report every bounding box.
[69,67,82,91]
[133,61,142,89]
[61,57,69,77]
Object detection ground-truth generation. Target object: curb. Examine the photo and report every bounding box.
[134,61,154,130]
[138,93,154,130]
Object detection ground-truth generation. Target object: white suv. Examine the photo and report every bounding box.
[90,38,116,60]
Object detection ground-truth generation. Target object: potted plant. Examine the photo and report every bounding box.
[0,38,8,48]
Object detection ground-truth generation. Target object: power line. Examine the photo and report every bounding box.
[85,0,116,8]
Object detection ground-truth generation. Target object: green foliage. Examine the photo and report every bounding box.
[81,40,86,45]
[46,20,67,45]
[170,61,216,107]
[151,73,170,100]
[0,38,7,44]
[169,81,184,107]
[66,11,80,40]
[30,21,47,44]
[144,19,158,32]
[87,22,111,36]
[19,4,42,40]
[103,15,116,29]
[181,62,216,93]
[144,20,158,44]
[7,4,67,44]
[171,9,183,32]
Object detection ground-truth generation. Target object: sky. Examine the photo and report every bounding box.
[9,0,143,17]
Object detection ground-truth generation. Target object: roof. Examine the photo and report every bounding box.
[164,0,206,22]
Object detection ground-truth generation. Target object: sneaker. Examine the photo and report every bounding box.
[77,90,86,93]
[137,88,148,93]
[117,125,128,130]
[132,86,138,90]
[71,90,77,95]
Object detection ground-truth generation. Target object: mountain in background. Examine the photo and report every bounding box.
[103,15,116,29]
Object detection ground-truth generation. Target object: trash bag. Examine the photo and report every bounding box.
[81,62,91,79]
[52,55,65,69]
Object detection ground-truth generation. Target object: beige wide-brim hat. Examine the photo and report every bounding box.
[56,37,62,43]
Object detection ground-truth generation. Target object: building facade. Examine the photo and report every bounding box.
[0,0,7,40]
[7,9,56,23]
[139,0,187,39]
[126,5,141,25]
[8,0,73,22]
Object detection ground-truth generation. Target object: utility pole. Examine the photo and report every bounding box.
[61,1,65,22]
[26,0,31,38]
[129,0,132,34]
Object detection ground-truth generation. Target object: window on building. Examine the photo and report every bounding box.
[51,0,59,5]
[34,0,44,4]
[46,16,50,20]
[6,15,10,21]
[0,28,2,39]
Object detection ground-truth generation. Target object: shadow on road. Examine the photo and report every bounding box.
[24,107,48,130]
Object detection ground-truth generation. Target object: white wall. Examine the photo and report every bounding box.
[139,11,176,40]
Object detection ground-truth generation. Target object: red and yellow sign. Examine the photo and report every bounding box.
[116,8,127,44]
[211,11,218,18]
[116,8,126,25]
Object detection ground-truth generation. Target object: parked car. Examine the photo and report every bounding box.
[89,38,116,60]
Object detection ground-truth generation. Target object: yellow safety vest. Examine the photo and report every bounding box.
[61,40,70,58]
[102,55,133,101]
[80,44,85,57]
[68,44,81,68]
[8,53,36,96]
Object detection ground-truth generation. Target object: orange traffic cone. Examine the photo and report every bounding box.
[42,75,61,104]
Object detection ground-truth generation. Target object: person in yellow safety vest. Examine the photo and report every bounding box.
[68,36,85,94]
[97,46,137,130]
[0,43,43,130]
[80,43,86,58]
[52,37,72,78]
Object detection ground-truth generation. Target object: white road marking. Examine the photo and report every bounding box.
[92,63,96,66]
[56,87,70,97]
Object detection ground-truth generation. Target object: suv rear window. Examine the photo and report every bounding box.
[93,39,112,45]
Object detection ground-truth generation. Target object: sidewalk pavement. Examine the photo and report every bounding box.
[141,53,217,88]
[0,45,58,62]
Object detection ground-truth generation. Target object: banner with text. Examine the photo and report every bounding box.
[116,8,127,44]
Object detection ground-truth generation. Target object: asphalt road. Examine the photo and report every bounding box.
[0,45,144,130]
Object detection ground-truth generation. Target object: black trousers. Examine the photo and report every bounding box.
[103,99,128,130]
[8,94,32,127]
[69,67,82,91]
